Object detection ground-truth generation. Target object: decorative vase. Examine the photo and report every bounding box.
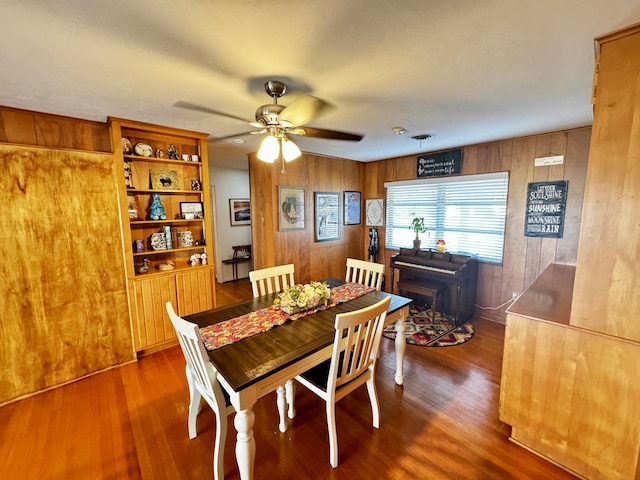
[413,236,421,249]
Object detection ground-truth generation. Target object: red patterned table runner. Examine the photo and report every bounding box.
[200,282,375,351]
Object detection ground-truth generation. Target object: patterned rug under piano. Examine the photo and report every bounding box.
[383,304,474,347]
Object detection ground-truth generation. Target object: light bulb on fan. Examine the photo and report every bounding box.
[282,137,301,162]
[257,134,279,163]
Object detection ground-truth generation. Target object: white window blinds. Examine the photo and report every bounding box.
[384,172,509,263]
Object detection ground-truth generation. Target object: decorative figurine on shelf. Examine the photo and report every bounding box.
[200,252,208,265]
[154,149,164,158]
[135,258,149,274]
[191,179,201,191]
[190,253,201,267]
[167,144,179,160]
[149,193,166,220]
[157,260,175,271]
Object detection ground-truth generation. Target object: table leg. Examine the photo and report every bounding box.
[394,318,406,385]
[276,384,287,433]
[234,408,256,480]
[285,379,296,419]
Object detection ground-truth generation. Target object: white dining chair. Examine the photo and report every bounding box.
[294,295,391,467]
[249,263,296,297]
[249,263,297,432]
[166,302,233,480]
[345,257,385,291]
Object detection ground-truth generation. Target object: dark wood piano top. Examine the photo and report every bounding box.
[390,248,473,272]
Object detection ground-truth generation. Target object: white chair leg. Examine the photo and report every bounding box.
[186,365,202,439]
[326,401,339,468]
[277,384,287,433]
[212,401,227,480]
[366,376,381,429]
[235,408,256,480]
[285,379,296,419]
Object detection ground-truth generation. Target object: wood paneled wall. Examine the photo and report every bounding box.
[0,106,111,152]
[249,153,365,283]
[366,128,591,322]
[0,144,134,405]
[249,127,591,323]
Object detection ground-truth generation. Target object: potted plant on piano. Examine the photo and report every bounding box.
[410,213,428,250]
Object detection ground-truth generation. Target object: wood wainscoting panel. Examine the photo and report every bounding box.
[0,144,133,404]
[130,275,178,351]
[175,266,215,316]
[501,313,640,480]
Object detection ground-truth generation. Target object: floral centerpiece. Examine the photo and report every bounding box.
[274,281,331,314]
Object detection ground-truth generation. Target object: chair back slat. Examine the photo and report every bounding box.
[166,302,225,411]
[249,264,296,298]
[330,296,391,389]
[345,258,385,291]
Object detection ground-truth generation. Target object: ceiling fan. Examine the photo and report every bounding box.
[175,80,363,171]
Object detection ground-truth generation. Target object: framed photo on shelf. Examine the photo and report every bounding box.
[180,201,204,219]
[127,194,142,220]
[229,198,251,226]
[149,169,180,190]
[315,191,340,242]
[343,191,361,225]
[278,186,305,231]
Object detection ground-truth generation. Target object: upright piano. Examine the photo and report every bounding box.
[390,248,478,324]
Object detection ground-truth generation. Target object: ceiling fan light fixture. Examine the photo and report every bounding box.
[257,134,279,163]
[282,137,301,162]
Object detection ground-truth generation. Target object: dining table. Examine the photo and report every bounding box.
[185,278,412,480]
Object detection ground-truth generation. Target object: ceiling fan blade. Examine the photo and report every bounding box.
[288,126,363,142]
[279,96,332,127]
[174,101,249,123]
[211,131,259,141]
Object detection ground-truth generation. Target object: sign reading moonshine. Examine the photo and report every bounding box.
[524,180,568,238]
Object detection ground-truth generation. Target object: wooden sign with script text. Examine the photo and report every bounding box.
[417,149,463,178]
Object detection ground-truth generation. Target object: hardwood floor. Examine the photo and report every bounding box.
[0,279,577,479]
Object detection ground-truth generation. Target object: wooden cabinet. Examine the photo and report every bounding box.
[109,118,216,353]
[500,264,640,480]
[500,22,640,480]
[571,23,640,341]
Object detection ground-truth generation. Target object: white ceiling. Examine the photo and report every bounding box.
[2,1,639,170]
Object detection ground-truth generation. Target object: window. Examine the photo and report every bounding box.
[384,172,509,263]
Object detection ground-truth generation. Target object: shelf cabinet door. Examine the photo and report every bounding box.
[176,266,215,316]
[130,275,178,351]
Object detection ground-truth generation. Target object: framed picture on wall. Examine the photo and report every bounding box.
[343,191,361,225]
[278,186,305,231]
[229,198,251,226]
[365,199,384,226]
[315,191,341,242]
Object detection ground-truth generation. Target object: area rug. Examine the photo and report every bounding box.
[383,305,474,347]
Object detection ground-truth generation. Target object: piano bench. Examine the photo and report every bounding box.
[397,281,444,319]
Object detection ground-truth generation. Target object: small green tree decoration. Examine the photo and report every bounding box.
[410,213,428,248]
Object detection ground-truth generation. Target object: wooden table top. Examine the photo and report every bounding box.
[506,263,575,325]
[186,278,412,392]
